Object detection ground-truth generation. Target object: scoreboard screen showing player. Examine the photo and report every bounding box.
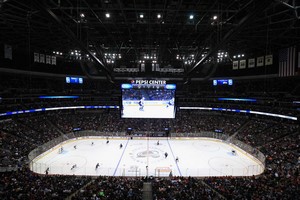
[121,81,176,119]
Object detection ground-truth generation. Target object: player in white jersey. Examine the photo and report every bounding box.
[166,97,174,108]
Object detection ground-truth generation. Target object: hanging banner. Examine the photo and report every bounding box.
[265,55,273,65]
[257,56,264,67]
[51,56,56,65]
[239,60,246,69]
[40,54,45,63]
[46,55,51,64]
[248,58,255,68]
[232,61,238,70]
[34,52,39,62]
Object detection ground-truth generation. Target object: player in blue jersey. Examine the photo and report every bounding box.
[138,97,145,111]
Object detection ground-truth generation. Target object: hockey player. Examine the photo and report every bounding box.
[166,97,174,108]
[232,150,236,155]
[71,164,77,170]
[138,97,145,111]
[95,163,100,170]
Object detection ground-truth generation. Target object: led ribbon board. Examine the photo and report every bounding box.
[218,98,257,102]
[39,96,79,99]
[66,77,83,84]
[0,106,119,117]
[213,79,233,86]
[179,106,297,121]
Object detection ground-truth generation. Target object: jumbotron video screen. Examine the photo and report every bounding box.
[121,80,176,118]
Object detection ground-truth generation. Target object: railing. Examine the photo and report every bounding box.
[28,131,126,162]
[30,163,263,177]
[171,131,265,166]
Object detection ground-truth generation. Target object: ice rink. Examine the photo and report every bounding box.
[30,137,264,177]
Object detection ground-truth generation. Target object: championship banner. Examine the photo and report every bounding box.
[232,61,238,70]
[265,55,273,65]
[248,58,255,68]
[34,52,39,62]
[46,55,51,64]
[239,60,246,69]
[156,64,160,71]
[257,56,264,67]
[4,44,12,60]
[39,54,45,63]
[51,56,56,65]
[140,63,145,72]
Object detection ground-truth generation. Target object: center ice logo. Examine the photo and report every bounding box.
[136,150,160,158]
[130,146,165,164]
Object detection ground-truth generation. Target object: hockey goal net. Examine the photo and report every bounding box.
[155,167,172,177]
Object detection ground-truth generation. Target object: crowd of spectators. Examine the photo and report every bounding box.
[203,119,299,199]
[237,118,299,146]
[122,88,174,101]
[0,168,91,200]
[151,176,219,199]
[72,176,143,200]
[71,176,220,200]
[0,108,299,199]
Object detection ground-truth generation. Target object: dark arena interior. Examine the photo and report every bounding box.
[0,0,300,199]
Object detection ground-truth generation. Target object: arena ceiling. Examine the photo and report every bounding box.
[0,0,300,79]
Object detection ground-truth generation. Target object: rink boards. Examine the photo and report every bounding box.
[30,137,264,177]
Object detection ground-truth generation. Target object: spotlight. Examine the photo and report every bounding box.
[80,13,85,18]
[157,14,161,19]
[105,13,110,18]
[189,14,194,20]
[213,15,217,20]
[139,14,144,18]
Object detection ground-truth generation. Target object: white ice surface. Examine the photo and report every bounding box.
[122,104,175,118]
[31,137,264,177]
